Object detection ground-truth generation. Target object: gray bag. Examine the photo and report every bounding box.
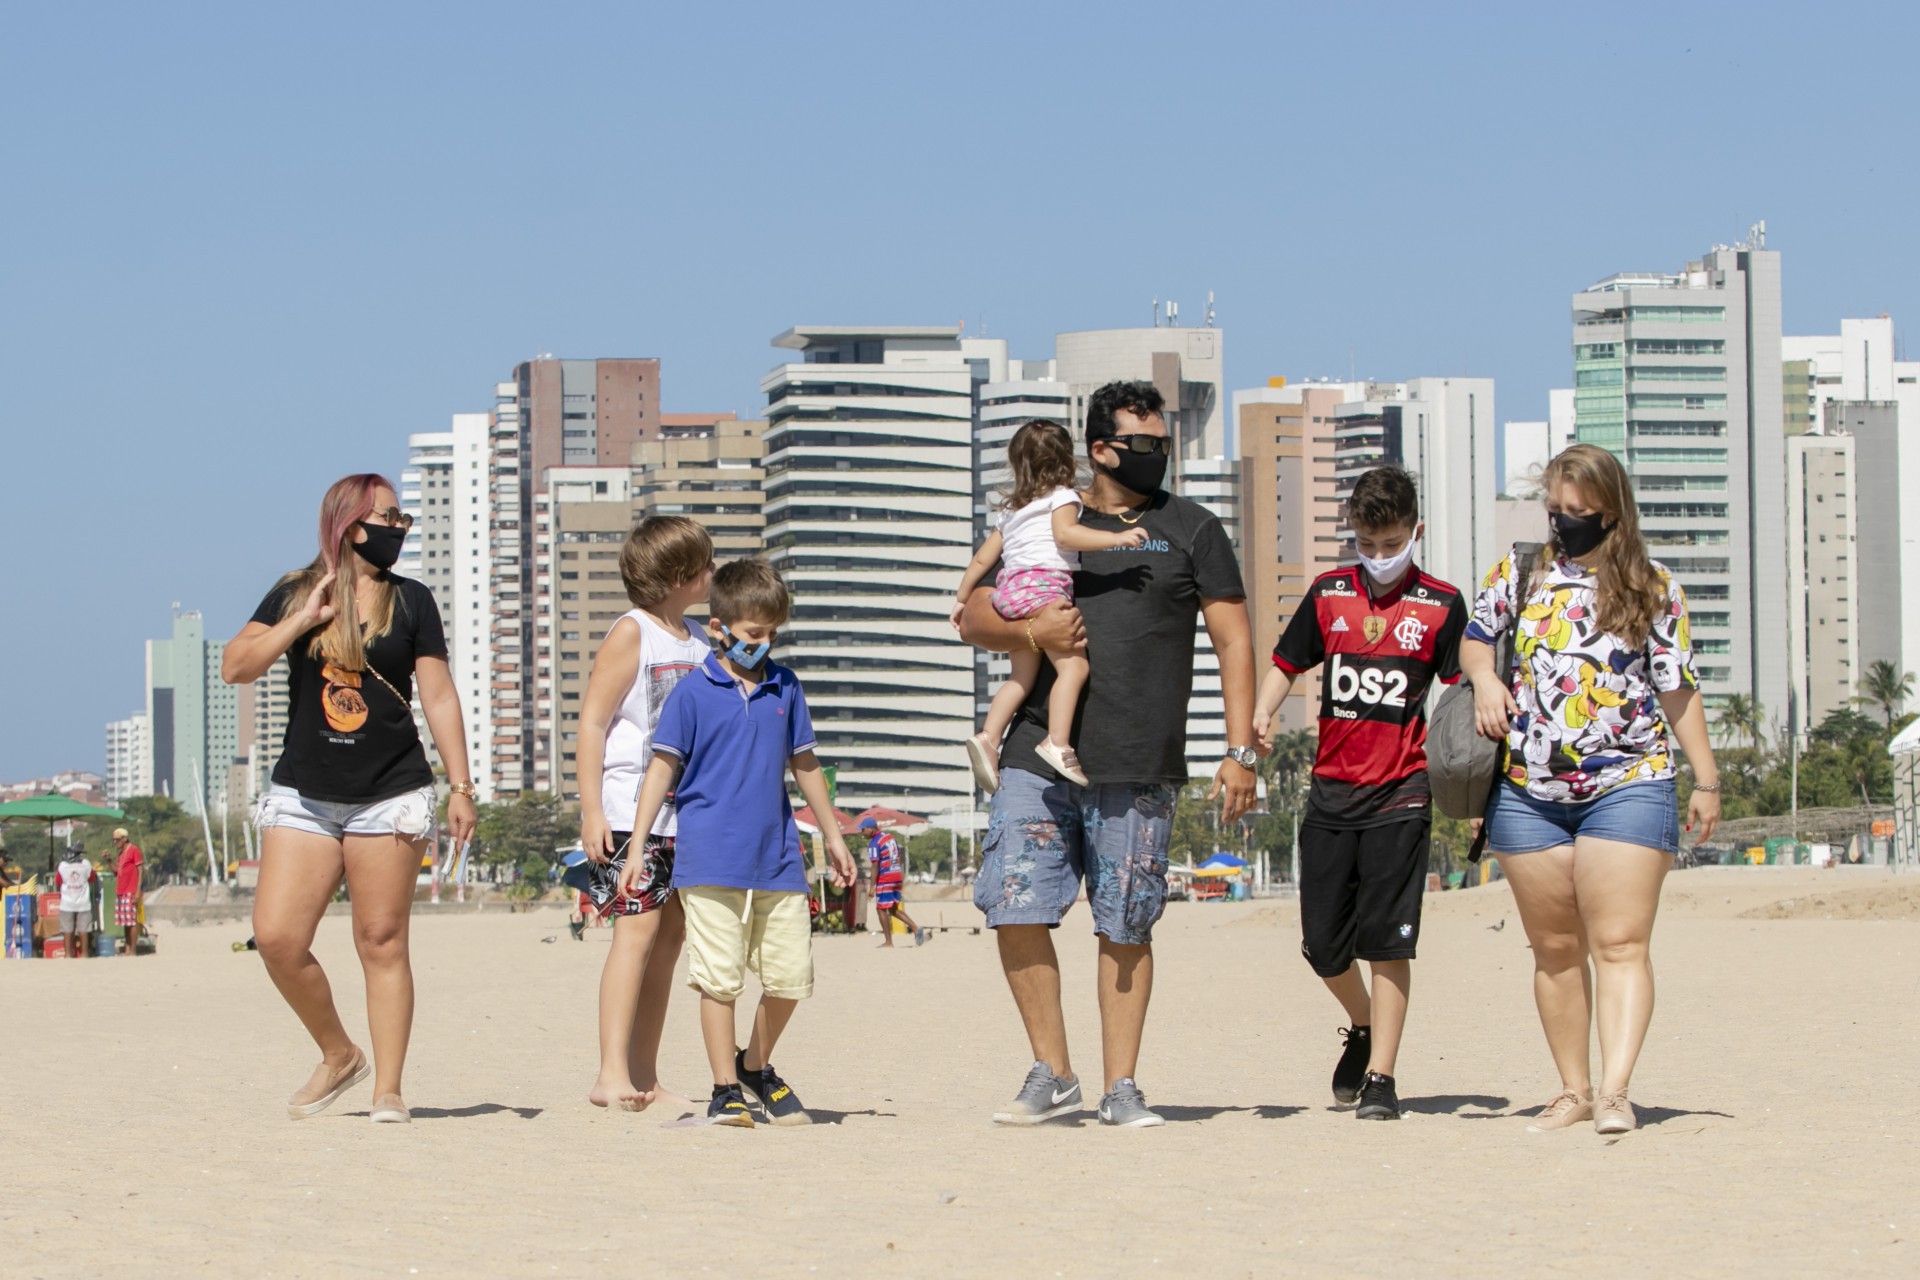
[1428,542,1542,826]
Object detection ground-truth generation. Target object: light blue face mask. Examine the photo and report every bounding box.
[720,626,772,671]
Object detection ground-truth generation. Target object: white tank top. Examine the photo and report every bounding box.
[599,610,710,835]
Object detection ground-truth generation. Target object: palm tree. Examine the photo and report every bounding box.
[1714,693,1766,752]
[1854,660,1916,728]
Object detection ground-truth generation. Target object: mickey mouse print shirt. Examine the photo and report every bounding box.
[1467,550,1698,804]
[251,574,447,804]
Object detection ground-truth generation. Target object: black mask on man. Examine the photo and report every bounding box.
[352,522,408,571]
[1096,441,1169,498]
[1549,510,1612,559]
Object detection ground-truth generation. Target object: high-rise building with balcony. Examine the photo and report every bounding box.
[1786,430,1858,727]
[490,357,663,798]
[760,326,995,812]
[633,415,768,572]
[1570,234,1787,710]
[104,712,151,805]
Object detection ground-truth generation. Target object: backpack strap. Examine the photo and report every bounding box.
[1468,542,1546,864]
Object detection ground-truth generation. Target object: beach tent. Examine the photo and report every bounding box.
[0,792,125,868]
[1891,719,1920,868]
[1198,853,1248,870]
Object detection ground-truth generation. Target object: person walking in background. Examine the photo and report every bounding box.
[1251,467,1468,1122]
[111,827,144,954]
[53,842,97,959]
[619,559,856,1127]
[573,515,714,1112]
[952,419,1148,790]
[1462,444,1720,1136]
[958,380,1258,1129]
[859,818,923,948]
[223,473,478,1124]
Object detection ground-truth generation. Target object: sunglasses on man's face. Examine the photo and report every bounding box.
[366,507,415,531]
[1102,433,1171,457]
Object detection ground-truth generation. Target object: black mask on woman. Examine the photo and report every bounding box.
[1097,442,1169,498]
[352,522,408,571]
[1549,509,1612,559]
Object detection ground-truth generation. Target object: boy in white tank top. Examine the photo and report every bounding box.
[574,516,716,1110]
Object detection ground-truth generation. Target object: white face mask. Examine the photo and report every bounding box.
[1355,540,1416,585]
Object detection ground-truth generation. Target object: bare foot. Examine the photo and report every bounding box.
[622,1082,693,1112]
[587,1078,634,1108]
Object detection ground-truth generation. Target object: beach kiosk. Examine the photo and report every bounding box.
[1892,718,1920,869]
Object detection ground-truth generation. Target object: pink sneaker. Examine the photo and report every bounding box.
[1035,739,1089,787]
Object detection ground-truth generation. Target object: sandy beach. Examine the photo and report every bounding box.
[4,866,1916,1278]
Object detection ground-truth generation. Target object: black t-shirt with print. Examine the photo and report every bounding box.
[250,574,447,804]
[1001,489,1246,788]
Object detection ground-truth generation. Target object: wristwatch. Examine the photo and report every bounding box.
[1225,746,1258,770]
[448,782,477,799]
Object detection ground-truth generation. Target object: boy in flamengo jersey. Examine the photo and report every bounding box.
[1252,467,1467,1121]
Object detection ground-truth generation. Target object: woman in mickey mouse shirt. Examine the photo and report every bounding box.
[1460,444,1720,1138]
[223,473,477,1125]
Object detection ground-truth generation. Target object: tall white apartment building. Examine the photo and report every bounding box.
[489,381,528,796]
[1571,235,1788,708]
[1326,378,1499,597]
[1785,432,1859,727]
[1501,388,1575,496]
[1785,317,1920,688]
[400,415,495,797]
[104,712,151,804]
[760,326,997,812]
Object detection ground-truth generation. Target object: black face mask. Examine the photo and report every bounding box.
[1550,510,1612,559]
[352,521,408,571]
[1096,441,1169,498]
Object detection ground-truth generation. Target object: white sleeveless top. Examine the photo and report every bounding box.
[599,610,710,835]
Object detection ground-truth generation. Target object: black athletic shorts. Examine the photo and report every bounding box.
[1298,817,1430,978]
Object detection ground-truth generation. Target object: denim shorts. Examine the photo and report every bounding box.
[255,784,439,843]
[1485,778,1679,857]
[973,767,1175,945]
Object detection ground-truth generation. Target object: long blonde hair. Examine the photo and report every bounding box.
[277,473,399,669]
[1538,444,1667,648]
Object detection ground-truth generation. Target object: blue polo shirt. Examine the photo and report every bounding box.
[653,653,818,892]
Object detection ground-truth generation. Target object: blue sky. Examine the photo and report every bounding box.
[3,1,1916,782]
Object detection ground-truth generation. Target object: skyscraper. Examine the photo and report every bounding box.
[1571,234,1787,710]
[1785,430,1858,726]
[532,467,634,800]
[490,358,663,798]
[760,326,994,812]
[104,712,150,805]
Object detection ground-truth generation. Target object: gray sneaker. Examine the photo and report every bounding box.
[1097,1078,1166,1128]
[992,1061,1083,1125]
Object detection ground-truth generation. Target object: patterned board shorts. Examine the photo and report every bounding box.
[875,873,905,908]
[991,567,1074,621]
[583,833,677,919]
[973,767,1176,946]
[115,895,139,928]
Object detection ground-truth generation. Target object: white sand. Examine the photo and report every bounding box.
[3,867,1916,1277]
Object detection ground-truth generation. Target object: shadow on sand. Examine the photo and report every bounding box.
[1398,1094,1512,1117]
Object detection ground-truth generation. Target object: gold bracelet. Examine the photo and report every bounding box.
[1025,618,1041,653]
[448,782,477,799]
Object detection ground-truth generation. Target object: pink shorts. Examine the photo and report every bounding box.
[991,568,1074,620]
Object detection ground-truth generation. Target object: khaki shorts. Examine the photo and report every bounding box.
[679,887,813,1003]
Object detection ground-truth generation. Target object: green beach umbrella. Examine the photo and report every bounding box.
[0,792,126,869]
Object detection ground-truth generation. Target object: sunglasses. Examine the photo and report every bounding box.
[1100,433,1171,457]
[366,507,415,531]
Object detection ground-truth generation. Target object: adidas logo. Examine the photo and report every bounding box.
[1330,617,1349,633]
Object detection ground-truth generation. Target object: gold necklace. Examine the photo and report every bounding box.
[1116,499,1152,525]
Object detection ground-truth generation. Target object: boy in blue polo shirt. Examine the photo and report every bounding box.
[620,558,855,1127]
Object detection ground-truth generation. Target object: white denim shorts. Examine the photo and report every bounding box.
[255,784,439,843]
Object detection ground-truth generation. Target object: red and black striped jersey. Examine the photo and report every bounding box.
[1274,565,1468,828]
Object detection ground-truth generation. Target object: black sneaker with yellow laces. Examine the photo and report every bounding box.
[707,1082,755,1128]
[735,1049,811,1127]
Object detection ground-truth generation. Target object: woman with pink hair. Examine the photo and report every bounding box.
[223,473,478,1123]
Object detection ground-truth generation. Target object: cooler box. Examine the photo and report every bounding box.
[38,892,59,919]
[43,936,67,959]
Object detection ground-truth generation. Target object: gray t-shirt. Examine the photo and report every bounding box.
[1001,489,1245,787]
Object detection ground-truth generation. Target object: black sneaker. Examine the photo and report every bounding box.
[735,1049,811,1127]
[1332,1025,1371,1105]
[1356,1071,1400,1121]
[707,1083,755,1128]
